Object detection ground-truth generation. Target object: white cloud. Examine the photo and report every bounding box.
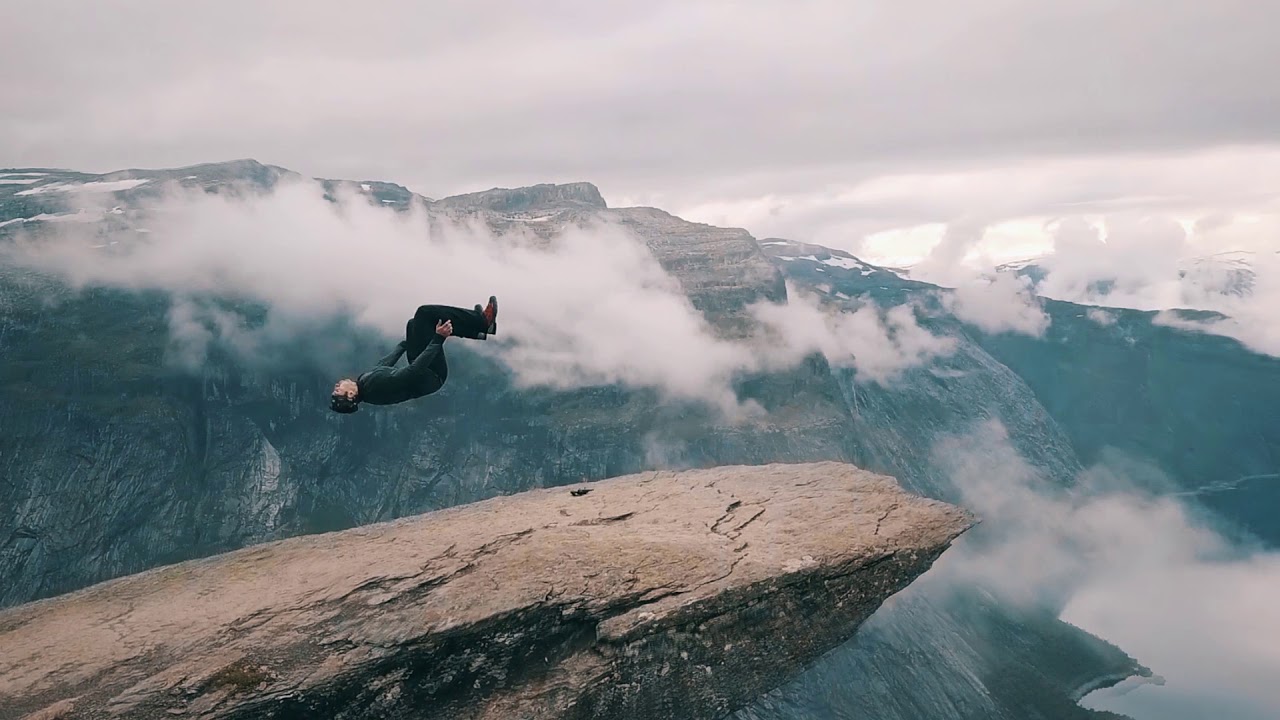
[882,183,1280,358]
[164,296,223,371]
[1025,214,1280,357]
[941,272,1051,337]
[926,420,1280,719]
[2,179,751,410]
[1,180,957,415]
[1086,308,1117,327]
[1034,214,1193,307]
[749,284,957,385]
[1068,554,1280,720]
[909,219,990,285]
[1152,303,1280,358]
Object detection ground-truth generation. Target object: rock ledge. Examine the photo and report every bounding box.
[0,462,973,720]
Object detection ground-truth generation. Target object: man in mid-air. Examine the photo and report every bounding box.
[329,296,497,414]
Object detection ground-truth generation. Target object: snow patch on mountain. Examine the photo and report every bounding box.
[15,178,151,196]
[0,210,106,228]
[757,237,900,278]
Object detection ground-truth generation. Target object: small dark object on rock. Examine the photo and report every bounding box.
[206,661,272,694]
[570,488,592,497]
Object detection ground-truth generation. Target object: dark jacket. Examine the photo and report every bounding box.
[356,335,446,406]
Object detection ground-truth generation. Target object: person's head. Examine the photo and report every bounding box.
[330,378,360,414]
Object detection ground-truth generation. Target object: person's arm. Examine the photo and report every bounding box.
[374,340,407,368]
[354,339,417,405]
[401,333,444,377]
[385,326,448,386]
[369,321,451,395]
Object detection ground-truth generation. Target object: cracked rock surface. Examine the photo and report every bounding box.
[0,462,973,720]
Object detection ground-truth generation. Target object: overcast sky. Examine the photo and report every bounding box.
[3,0,1279,263]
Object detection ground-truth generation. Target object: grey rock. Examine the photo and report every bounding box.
[0,461,973,720]
[612,208,786,336]
[433,181,608,213]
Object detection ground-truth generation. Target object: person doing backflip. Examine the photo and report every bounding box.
[329,296,497,414]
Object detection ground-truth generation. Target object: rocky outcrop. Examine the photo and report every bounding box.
[612,208,786,336]
[0,462,973,720]
[433,181,608,212]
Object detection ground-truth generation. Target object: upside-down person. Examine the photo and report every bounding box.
[329,296,497,413]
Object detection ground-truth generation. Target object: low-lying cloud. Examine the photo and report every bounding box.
[892,219,1052,338]
[927,420,1280,719]
[1,179,957,413]
[940,272,1051,338]
[1086,307,1118,327]
[1141,249,1280,358]
[750,284,958,385]
[1068,552,1280,720]
[3,179,750,411]
[1034,214,1280,358]
[902,203,1280,358]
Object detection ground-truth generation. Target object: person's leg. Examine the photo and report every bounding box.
[405,315,437,364]
[404,317,421,362]
[411,304,488,340]
[428,340,448,385]
[402,336,447,396]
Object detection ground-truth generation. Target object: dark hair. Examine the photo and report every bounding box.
[330,392,360,414]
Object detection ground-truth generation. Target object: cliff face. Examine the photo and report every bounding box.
[0,462,973,720]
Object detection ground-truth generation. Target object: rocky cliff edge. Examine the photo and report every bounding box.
[0,462,974,720]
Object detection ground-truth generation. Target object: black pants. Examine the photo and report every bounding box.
[404,304,488,381]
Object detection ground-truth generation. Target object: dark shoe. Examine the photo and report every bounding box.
[481,295,497,335]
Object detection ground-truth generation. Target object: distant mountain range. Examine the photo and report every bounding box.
[989,249,1273,305]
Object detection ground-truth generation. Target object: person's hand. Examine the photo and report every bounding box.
[436,319,453,338]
